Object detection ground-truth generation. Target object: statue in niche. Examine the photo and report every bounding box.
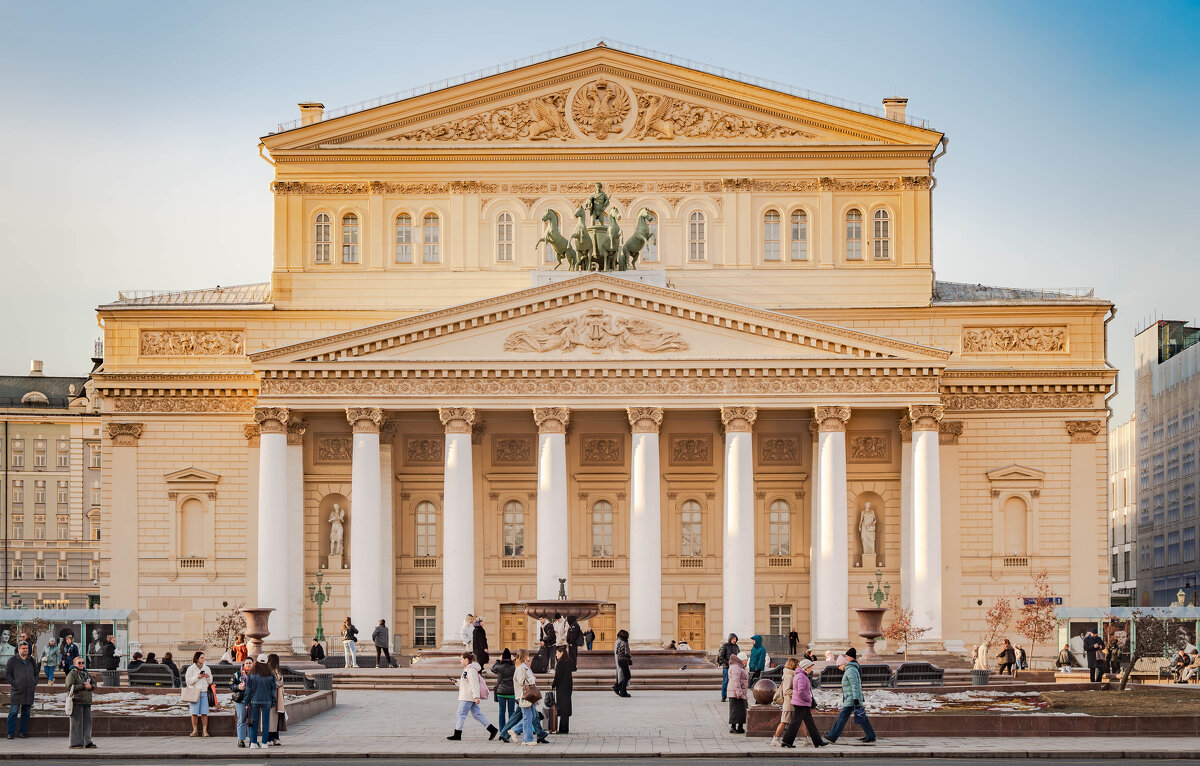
[328,503,346,558]
[859,502,877,556]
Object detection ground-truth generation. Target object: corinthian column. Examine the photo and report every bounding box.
[440,407,477,646]
[812,406,850,645]
[898,415,914,610]
[347,407,385,631]
[909,404,943,641]
[721,406,757,640]
[285,418,307,652]
[534,407,570,600]
[254,408,291,648]
[627,407,664,648]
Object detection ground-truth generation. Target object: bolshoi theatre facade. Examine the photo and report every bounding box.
[94,43,1115,657]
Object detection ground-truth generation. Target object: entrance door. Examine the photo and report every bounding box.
[589,603,617,650]
[678,603,706,650]
[499,603,531,650]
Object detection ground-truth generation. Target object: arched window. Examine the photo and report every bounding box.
[873,209,891,259]
[496,212,514,262]
[845,208,863,260]
[591,500,614,558]
[314,213,331,263]
[415,501,437,557]
[642,209,659,262]
[341,213,359,263]
[395,213,413,263]
[769,499,791,555]
[502,500,524,557]
[763,210,781,261]
[180,498,205,558]
[422,213,440,263]
[688,210,706,261]
[680,500,702,557]
[790,210,808,260]
[1003,496,1029,555]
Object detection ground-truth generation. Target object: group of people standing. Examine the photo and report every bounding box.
[4,634,97,748]
[334,617,395,669]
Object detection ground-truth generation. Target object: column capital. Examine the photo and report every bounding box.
[1066,420,1103,443]
[243,423,260,447]
[254,407,291,435]
[439,407,477,434]
[106,422,143,447]
[346,407,384,434]
[533,407,570,434]
[898,414,913,443]
[939,420,964,445]
[814,406,851,433]
[720,406,757,433]
[286,419,308,446]
[908,405,944,432]
[627,407,664,434]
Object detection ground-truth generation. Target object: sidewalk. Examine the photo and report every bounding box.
[0,690,1196,759]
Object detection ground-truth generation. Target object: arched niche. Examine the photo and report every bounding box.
[319,493,350,570]
[853,490,885,568]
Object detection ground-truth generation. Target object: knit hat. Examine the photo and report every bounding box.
[501,648,511,661]
[845,647,857,659]
[798,659,814,670]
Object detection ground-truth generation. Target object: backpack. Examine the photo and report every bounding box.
[572,627,585,646]
[477,672,490,701]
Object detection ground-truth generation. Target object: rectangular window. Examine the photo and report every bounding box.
[90,485,100,507]
[1124,550,1131,578]
[680,504,702,558]
[688,214,706,261]
[1153,535,1165,568]
[394,215,413,263]
[34,481,46,505]
[1184,528,1197,563]
[1167,531,1181,566]
[57,481,69,505]
[769,604,792,636]
[57,440,69,468]
[762,213,780,261]
[57,562,68,581]
[1168,447,1180,482]
[845,216,863,260]
[768,502,791,556]
[790,211,808,260]
[90,561,100,581]
[1139,497,1150,525]
[1140,459,1150,491]
[1112,552,1119,580]
[34,519,46,540]
[11,561,21,581]
[1168,489,1181,522]
[314,216,332,263]
[11,518,22,540]
[423,215,440,264]
[11,480,22,505]
[89,444,101,469]
[1153,493,1165,525]
[341,216,360,263]
[33,439,46,468]
[413,606,437,647]
[591,501,614,558]
[872,212,890,259]
[642,216,659,262]
[1185,410,1196,432]
[1185,442,1196,476]
[1184,484,1197,518]
[1168,416,1180,439]
[502,502,524,557]
[1153,454,1165,485]
[34,561,45,581]
[496,214,513,263]
[1140,428,1150,450]
[1153,422,1164,444]
[414,503,437,558]
[57,516,69,540]
[1140,543,1150,570]
[9,439,23,469]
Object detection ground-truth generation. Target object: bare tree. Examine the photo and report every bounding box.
[982,595,1014,649]
[1117,610,1186,691]
[881,596,930,660]
[204,601,246,653]
[1014,570,1058,669]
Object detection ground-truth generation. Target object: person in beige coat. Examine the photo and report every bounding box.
[771,658,798,746]
[266,654,286,746]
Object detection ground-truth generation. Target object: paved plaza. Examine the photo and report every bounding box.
[0,690,1196,760]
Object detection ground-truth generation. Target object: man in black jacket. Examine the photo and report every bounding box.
[717,634,738,702]
[539,617,557,671]
[5,642,38,738]
[102,635,119,671]
[310,637,326,663]
[1082,631,1104,682]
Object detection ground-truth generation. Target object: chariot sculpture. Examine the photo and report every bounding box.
[534,182,655,272]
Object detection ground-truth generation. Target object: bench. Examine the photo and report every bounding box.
[817,666,843,689]
[893,661,944,686]
[208,664,238,686]
[859,664,895,687]
[279,666,307,688]
[127,665,177,687]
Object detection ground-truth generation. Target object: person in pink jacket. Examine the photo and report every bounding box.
[780,659,828,748]
[726,653,749,733]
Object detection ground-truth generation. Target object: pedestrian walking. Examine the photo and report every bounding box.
[612,629,632,697]
[460,614,476,649]
[1083,630,1104,682]
[162,652,181,687]
[779,659,827,748]
[230,657,255,747]
[996,639,1016,676]
[372,620,393,668]
[340,617,359,668]
[717,633,738,702]
[64,656,96,749]
[447,652,498,741]
[266,654,285,746]
[39,638,60,684]
[59,634,80,679]
[565,616,582,665]
[550,646,575,734]
[310,637,326,663]
[583,626,595,651]
[770,658,797,745]
[726,652,749,733]
[498,649,548,745]
[472,618,490,666]
[183,651,214,737]
[1016,645,1027,671]
[788,630,799,656]
[748,634,766,686]
[5,641,38,739]
[824,648,876,744]
[491,649,516,731]
[244,656,277,749]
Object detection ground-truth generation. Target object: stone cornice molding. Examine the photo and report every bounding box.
[814,406,851,433]
[253,407,290,434]
[898,414,912,443]
[243,424,260,447]
[943,393,1096,411]
[286,419,308,446]
[106,422,143,447]
[1066,420,1104,443]
[533,407,570,434]
[627,407,664,434]
[273,147,937,163]
[438,407,477,434]
[720,406,757,433]
[113,397,256,414]
[346,407,384,434]
[908,404,944,431]
[938,421,964,445]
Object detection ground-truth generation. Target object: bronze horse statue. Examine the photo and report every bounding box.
[535,209,577,270]
[570,205,594,271]
[620,208,655,269]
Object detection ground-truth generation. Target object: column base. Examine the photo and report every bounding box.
[260,639,293,656]
[904,638,946,655]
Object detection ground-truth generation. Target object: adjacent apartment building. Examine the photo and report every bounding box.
[1109,416,1136,605]
[0,361,101,610]
[1130,321,1200,606]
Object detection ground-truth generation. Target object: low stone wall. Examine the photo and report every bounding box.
[13,688,336,737]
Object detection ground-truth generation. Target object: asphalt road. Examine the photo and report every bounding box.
[14,759,1200,765]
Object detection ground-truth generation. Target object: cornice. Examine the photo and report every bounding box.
[270,148,934,163]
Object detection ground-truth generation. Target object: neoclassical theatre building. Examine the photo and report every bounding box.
[95,43,1114,657]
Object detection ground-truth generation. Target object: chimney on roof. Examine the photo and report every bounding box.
[882,97,908,122]
[29,360,43,377]
[298,102,325,126]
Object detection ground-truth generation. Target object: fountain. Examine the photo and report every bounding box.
[240,607,277,657]
[517,578,604,622]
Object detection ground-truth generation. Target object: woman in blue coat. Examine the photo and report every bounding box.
[244,657,277,749]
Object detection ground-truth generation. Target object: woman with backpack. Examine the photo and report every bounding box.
[490,649,516,733]
[448,652,498,741]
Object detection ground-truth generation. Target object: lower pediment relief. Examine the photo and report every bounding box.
[503,309,687,354]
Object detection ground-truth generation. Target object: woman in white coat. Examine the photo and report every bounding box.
[183,651,214,737]
[447,652,498,741]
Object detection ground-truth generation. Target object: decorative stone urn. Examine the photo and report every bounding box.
[751,678,777,705]
[241,607,276,658]
[854,607,887,659]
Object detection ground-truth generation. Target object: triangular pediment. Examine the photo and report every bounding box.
[164,467,221,484]
[251,274,951,368]
[986,464,1046,483]
[264,45,940,151]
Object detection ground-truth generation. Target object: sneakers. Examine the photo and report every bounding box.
[522,740,537,747]
[859,737,877,743]
[770,736,780,746]
[237,740,246,748]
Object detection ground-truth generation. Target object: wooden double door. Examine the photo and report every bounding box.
[678,603,706,649]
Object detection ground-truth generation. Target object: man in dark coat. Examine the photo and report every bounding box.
[550,646,575,734]
[5,642,39,738]
[472,619,489,667]
[372,620,393,668]
[787,630,799,655]
[1082,631,1104,682]
[102,635,119,671]
[717,633,738,702]
[565,616,583,665]
[539,617,556,671]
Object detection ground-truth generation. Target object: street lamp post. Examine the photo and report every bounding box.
[307,570,333,643]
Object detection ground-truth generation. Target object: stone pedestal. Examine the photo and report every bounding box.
[860,553,878,569]
[326,555,344,571]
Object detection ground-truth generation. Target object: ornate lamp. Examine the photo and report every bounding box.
[308,570,333,643]
[866,569,891,607]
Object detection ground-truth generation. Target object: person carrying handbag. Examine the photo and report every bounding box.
[230,658,255,747]
[500,649,547,745]
[64,656,96,749]
[182,651,213,736]
[780,659,827,748]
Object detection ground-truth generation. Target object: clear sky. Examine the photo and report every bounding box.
[1,0,1196,422]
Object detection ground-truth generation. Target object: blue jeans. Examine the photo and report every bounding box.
[44,666,55,683]
[249,704,272,745]
[497,696,515,730]
[721,666,729,698]
[519,705,536,742]
[455,700,490,730]
[6,704,30,737]
[235,701,248,741]
[508,705,547,740]
[826,702,876,741]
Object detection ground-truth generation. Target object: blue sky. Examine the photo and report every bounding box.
[1,0,1197,421]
